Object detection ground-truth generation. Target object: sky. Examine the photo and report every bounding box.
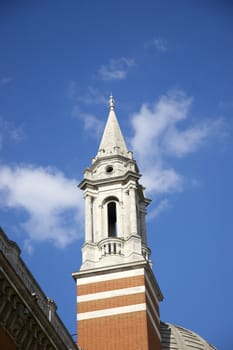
[0,1,233,349]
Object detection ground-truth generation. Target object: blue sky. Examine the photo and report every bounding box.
[0,1,233,349]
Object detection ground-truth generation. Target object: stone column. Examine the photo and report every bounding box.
[140,206,147,245]
[85,195,92,242]
[129,187,138,235]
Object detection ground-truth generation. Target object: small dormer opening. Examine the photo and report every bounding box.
[106,165,113,173]
[108,202,117,237]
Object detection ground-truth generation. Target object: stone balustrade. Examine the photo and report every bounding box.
[99,238,123,256]
[142,245,151,261]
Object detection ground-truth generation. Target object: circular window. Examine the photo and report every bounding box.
[106,165,113,173]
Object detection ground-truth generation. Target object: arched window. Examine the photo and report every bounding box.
[108,202,117,237]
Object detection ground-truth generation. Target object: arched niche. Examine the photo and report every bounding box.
[103,196,119,238]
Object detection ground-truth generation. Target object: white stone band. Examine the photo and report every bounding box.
[147,308,161,340]
[77,302,161,340]
[77,268,144,286]
[78,285,145,302]
[144,273,159,305]
[77,303,146,320]
[145,290,160,322]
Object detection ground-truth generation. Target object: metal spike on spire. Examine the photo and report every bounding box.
[109,94,115,111]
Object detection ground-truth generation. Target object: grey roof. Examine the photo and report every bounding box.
[160,322,217,350]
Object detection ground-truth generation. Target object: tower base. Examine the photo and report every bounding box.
[72,261,163,350]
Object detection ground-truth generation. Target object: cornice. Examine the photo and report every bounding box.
[0,228,78,350]
[78,170,141,190]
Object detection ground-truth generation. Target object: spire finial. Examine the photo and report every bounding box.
[109,94,115,111]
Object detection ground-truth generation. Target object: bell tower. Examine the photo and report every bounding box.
[73,96,163,350]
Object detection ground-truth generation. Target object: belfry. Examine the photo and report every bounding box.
[72,96,163,350]
[72,97,216,350]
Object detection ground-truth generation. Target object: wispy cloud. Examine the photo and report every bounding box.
[69,83,108,106]
[68,80,78,100]
[0,117,24,150]
[130,91,225,195]
[145,38,168,52]
[0,165,83,250]
[98,57,135,81]
[80,113,104,138]
[162,118,224,157]
[0,77,12,87]
[81,114,104,136]
[78,86,108,105]
[68,83,106,138]
[71,98,104,139]
[147,199,170,220]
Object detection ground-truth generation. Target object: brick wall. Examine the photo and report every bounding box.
[76,268,161,350]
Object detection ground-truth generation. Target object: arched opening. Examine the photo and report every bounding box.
[108,202,117,237]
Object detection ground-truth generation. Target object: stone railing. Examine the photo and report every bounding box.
[99,237,124,256]
[142,245,151,261]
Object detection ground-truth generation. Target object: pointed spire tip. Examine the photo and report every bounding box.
[109,94,115,111]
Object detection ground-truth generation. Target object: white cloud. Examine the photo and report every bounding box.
[130,91,192,163]
[162,119,223,157]
[0,165,83,249]
[71,102,104,139]
[69,84,107,138]
[145,38,168,52]
[79,86,108,105]
[69,83,107,106]
[80,113,104,138]
[141,167,183,194]
[0,117,24,150]
[130,91,224,195]
[98,57,135,81]
[153,39,168,52]
[147,199,170,220]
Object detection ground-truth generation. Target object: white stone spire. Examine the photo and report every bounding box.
[97,95,131,159]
